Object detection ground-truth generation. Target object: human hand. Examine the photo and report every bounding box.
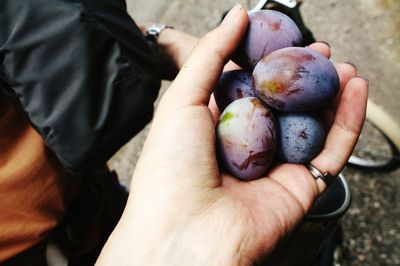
[98,5,368,265]
[138,22,199,80]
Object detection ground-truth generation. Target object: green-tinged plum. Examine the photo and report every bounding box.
[216,97,277,181]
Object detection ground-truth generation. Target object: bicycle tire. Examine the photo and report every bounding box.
[348,100,400,171]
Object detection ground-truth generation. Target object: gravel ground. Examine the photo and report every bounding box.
[109,0,400,265]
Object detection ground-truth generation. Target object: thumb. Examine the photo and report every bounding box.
[160,4,248,110]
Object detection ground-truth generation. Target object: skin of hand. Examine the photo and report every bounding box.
[157,28,198,79]
[98,5,368,266]
[138,22,199,80]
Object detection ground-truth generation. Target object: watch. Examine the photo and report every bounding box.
[145,23,174,42]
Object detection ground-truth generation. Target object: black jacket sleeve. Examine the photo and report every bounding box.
[0,0,161,174]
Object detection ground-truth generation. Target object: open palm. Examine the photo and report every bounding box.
[97,5,367,266]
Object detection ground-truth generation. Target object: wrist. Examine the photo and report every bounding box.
[128,208,251,266]
[98,203,250,266]
[139,22,199,79]
[144,23,175,45]
[156,28,198,67]
[156,27,199,79]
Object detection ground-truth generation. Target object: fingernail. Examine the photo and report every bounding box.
[221,4,243,25]
[358,75,369,84]
[344,61,357,70]
[316,41,330,48]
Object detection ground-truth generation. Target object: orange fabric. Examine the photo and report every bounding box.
[0,93,78,261]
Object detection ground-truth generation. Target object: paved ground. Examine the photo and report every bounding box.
[109,0,400,265]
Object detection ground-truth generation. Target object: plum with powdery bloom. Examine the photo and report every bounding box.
[277,112,326,163]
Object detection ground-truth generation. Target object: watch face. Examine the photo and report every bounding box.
[146,24,167,38]
[147,28,160,38]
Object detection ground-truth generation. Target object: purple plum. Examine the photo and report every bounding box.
[233,10,303,70]
[277,112,326,163]
[216,97,277,180]
[253,47,339,112]
[214,70,256,112]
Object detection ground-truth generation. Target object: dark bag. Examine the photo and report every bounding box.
[0,0,161,174]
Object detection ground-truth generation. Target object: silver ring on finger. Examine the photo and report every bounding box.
[305,163,335,187]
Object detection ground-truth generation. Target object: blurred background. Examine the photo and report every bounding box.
[109,0,400,265]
